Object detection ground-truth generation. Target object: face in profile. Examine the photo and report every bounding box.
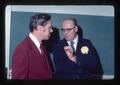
[42,20,53,40]
[62,20,78,41]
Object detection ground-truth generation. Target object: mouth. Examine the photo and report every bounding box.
[65,36,70,40]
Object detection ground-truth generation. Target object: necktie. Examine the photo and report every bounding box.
[40,43,45,56]
[70,41,76,55]
[70,41,79,64]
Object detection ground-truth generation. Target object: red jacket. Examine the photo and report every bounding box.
[12,36,52,79]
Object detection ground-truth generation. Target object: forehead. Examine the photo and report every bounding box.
[62,20,74,26]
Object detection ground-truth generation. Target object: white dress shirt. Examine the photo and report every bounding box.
[67,35,78,52]
[29,33,42,53]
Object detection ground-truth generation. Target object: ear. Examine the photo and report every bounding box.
[75,26,78,32]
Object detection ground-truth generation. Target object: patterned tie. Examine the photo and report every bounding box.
[70,41,79,65]
[70,41,76,55]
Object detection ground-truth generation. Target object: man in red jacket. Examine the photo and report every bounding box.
[12,13,53,79]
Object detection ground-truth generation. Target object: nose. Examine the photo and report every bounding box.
[63,31,68,36]
[64,30,69,34]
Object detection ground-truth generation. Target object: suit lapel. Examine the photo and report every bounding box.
[62,39,69,47]
[76,37,83,55]
[26,36,42,57]
[75,37,84,65]
[59,39,69,59]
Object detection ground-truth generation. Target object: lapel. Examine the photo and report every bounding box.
[26,36,42,57]
[42,42,48,55]
[25,36,51,74]
[76,36,83,55]
[62,39,69,47]
[75,36,84,66]
[60,39,69,58]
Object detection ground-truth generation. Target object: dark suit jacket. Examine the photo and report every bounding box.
[12,36,52,79]
[53,37,103,79]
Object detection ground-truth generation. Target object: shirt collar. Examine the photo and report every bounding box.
[67,35,78,46]
[29,33,41,49]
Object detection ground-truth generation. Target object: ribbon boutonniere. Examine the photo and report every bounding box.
[80,46,89,55]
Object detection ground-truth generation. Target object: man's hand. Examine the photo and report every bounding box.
[64,46,76,63]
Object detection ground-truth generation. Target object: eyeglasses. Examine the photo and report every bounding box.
[61,26,75,32]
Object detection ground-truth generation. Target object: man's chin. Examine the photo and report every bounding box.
[65,38,71,41]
